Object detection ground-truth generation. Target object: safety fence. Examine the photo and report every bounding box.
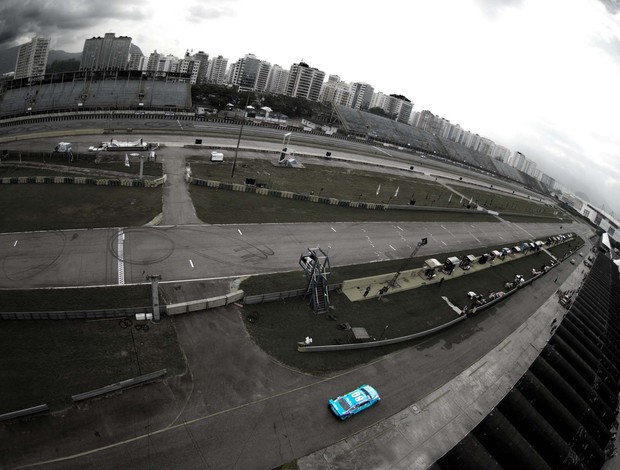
[0,174,166,188]
[244,284,341,305]
[0,306,151,321]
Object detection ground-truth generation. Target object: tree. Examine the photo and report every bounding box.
[46,59,80,73]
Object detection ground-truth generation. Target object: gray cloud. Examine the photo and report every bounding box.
[0,0,148,49]
[595,36,620,67]
[598,0,620,14]
[186,4,236,23]
[472,0,525,17]
[514,123,620,214]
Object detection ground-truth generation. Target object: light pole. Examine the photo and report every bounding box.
[231,92,251,178]
[280,132,291,163]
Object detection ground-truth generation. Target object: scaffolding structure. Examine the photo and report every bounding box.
[299,247,331,314]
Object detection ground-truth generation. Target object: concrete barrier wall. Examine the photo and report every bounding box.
[166,291,244,315]
[298,315,467,352]
[72,369,167,402]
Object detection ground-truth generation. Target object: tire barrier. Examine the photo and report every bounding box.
[190,177,388,211]
[0,174,166,188]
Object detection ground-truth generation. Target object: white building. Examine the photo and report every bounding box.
[285,61,325,102]
[14,37,50,79]
[80,33,132,70]
[264,65,289,94]
[205,55,229,84]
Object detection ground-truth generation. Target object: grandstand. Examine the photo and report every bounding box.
[334,104,445,156]
[334,104,552,196]
[0,70,191,116]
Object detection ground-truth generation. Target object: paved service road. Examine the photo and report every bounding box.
[0,258,587,470]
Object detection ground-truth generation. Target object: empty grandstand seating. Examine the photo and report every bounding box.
[0,72,191,116]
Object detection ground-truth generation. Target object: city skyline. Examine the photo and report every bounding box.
[1,0,619,214]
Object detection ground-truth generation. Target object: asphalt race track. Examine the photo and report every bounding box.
[0,119,593,469]
[0,220,575,289]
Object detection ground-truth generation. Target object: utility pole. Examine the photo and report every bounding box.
[231,92,251,178]
[387,237,428,288]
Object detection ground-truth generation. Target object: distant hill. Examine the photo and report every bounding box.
[0,45,19,75]
[0,44,143,76]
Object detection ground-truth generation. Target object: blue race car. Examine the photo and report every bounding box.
[328,384,380,420]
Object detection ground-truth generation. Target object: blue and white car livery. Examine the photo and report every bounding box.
[328,384,380,420]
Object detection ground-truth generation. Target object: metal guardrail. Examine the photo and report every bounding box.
[244,284,341,305]
[72,369,167,402]
[0,306,151,321]
[0,404,49,422]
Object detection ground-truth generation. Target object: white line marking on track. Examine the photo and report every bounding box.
[13,240,18,247]
[117,229,125,285]
[469,232,482,244]
[238,229,243,235]
[441,240,447,246]
[396,226,403,231]
[331,227,337,232]
[389,245,396,251]
[189,259,194,268]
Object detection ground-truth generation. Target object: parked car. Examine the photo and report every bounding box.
[328,384,380,420]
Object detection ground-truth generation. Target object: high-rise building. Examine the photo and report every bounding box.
[14,36,50,80]
[193,51,209,84]
[128,51,145,71]
[145,50,178,73]
[285,61,325,102]
[205,55,228,84]
[264,65,289,94]
[255,61,272,92]
[80,33,132,70]
[381,95,413,124]
[230,53,262,90]
[319,76,350,106]
[348,82,374,110]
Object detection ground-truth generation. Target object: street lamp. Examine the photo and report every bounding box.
[280,132,292,163]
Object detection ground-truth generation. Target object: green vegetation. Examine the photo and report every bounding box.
[448,183,567,219]
[0,316,186,413]
[191,84,333,122]
[1,150,163,177]
[0,184,162,232]
[0,285,153,312]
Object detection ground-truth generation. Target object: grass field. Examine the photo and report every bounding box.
[0,184,162,233]
[242,239,583,374]
[1,150,163,177]
[0,315,186,413]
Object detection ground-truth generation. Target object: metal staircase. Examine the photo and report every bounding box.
[299,247,331,314]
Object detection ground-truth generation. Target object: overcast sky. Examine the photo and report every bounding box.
[1,0,619,216]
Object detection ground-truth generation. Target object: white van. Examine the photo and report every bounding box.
[210,151,224,162]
